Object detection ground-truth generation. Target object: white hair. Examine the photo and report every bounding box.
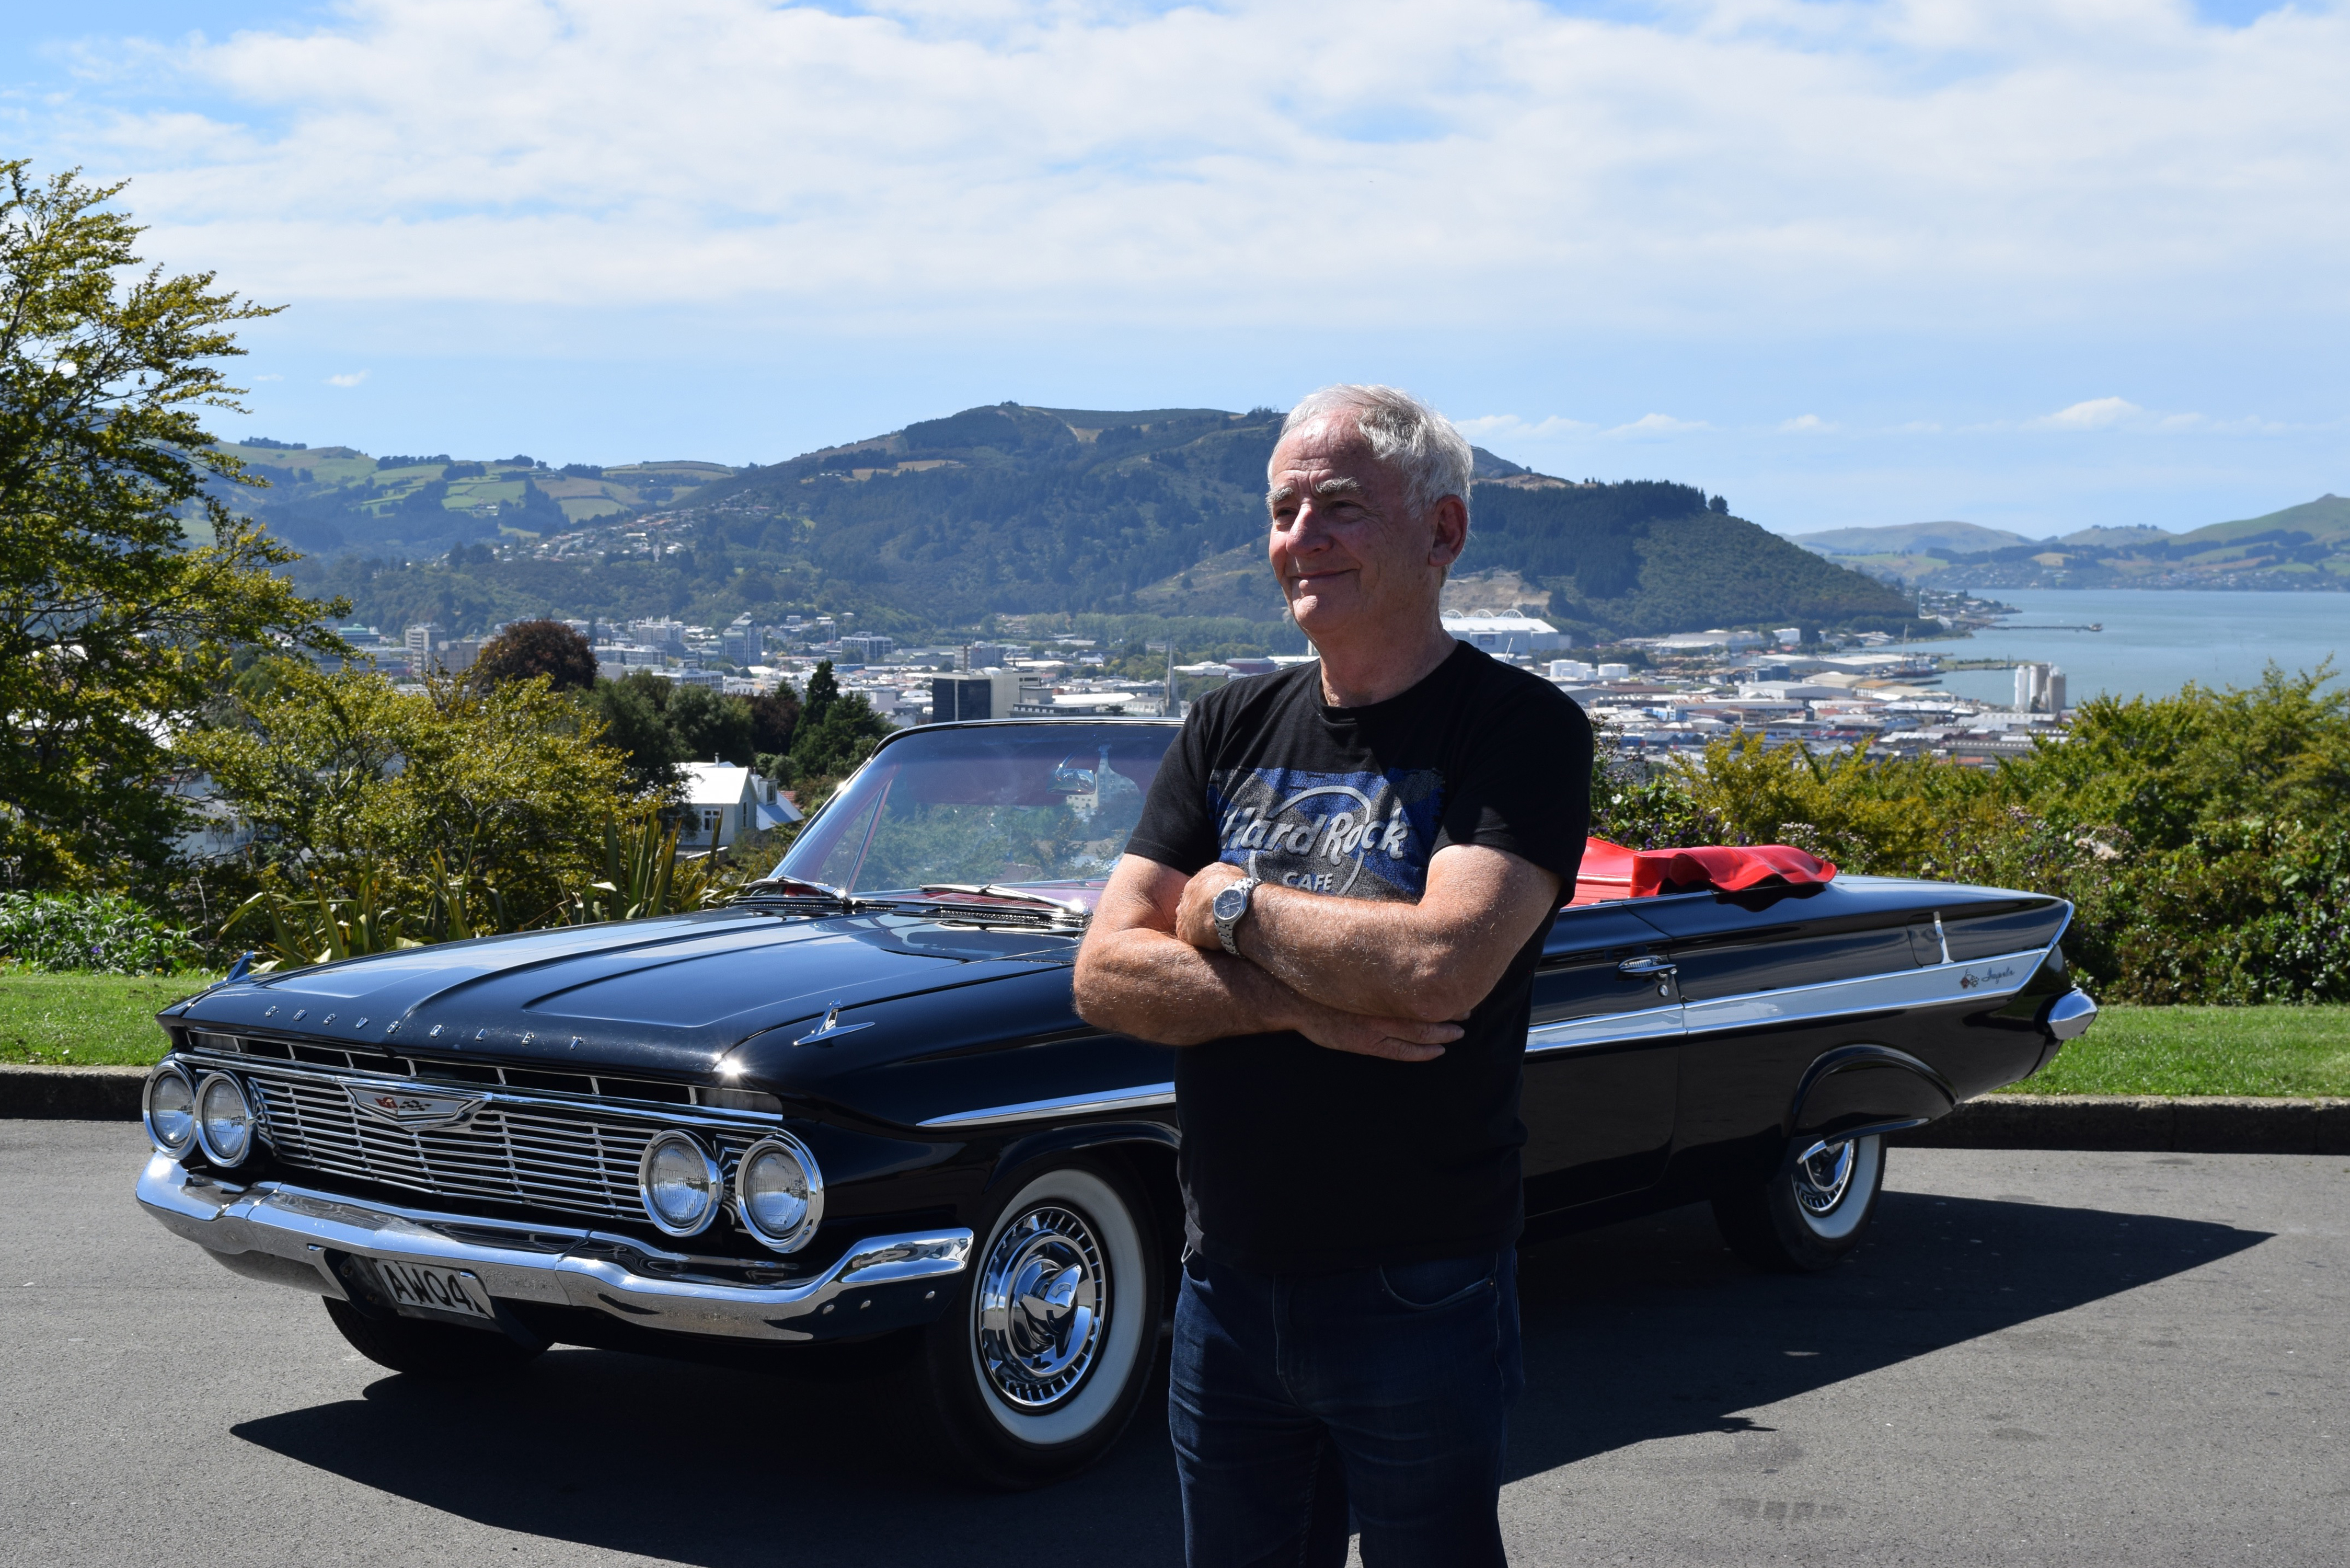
[1274,384,1474,521]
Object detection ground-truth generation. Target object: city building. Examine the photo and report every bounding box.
[962,642,1011,671]
[839,633,896,663]
[720,616,763,665]
[629,618,688,653]
[2013,662,2068,713]
[1441,614,1568,653]
[1653,629,1769,653]
[930,670,1023,722]
[400,623,478,674]
[678,763,802,851]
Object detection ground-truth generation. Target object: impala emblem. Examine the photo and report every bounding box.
[347,1085,482,1129]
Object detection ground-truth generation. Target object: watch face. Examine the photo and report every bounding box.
[1212,884,1249,921]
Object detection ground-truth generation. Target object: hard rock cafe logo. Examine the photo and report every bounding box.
[1209,767,1443,900]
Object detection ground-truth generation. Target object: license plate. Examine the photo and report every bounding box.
[372,1260,496,1324]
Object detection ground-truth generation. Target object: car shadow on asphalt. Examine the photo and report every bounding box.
[231,1189,2267,1567]
[1502,1187,2268,1486]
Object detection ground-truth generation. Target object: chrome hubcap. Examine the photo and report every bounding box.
[1793,1139,1856,1215]
[976,1204,1108,1410]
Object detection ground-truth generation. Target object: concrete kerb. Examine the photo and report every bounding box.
[4,1066,2345,1154]
[1,1066,151,1121]
[1894,1093,2350,1156]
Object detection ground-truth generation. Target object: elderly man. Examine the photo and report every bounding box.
[1074,385,1593,1565]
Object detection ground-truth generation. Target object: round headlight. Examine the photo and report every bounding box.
[639,1131,721,1237]
[734,1133,826,1253]
[144,1064,197,1157]
[193,1072,255,1166]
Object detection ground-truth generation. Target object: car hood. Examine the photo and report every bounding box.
[171,907,1079,1079]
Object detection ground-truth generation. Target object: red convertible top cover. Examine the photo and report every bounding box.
[1570,837,1837,905]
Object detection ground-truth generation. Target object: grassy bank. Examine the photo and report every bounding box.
[5,972,2347,1096]
[1997,1004,2350,1098]
[0,969,217,1066]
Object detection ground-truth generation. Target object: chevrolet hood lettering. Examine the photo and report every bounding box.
[347,1085,483,1129]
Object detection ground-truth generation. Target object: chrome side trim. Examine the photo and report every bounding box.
[136,1156,971,1343]
[1526,1005,1684,1057]
[918,1083,1176,1129]
[1681,946,2050,1036]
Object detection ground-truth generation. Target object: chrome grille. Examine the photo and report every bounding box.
[244,1067,755,1224]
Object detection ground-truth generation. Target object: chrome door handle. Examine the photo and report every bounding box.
[1617,956,1678,976]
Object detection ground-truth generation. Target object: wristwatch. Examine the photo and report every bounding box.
[1211,875,1263,955]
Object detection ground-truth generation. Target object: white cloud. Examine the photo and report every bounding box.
[2032,396,2142,430]
[21,0,2348,337]
[1607,413,1711,438]
[325,371,369,387]
[1779,414,1835,433]
[1454,414,1595,441]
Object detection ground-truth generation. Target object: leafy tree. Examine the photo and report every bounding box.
[800,659,841,727]
[179,665,636,933]
[788,660,892,785]
[587,671,688,787]
[748,687,800,755]
[585,670,766,782]
[665,682,755,767]
[471,618,597,693]
[0,160,347,885]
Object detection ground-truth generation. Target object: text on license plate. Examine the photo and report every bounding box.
[375,1260,494,1321]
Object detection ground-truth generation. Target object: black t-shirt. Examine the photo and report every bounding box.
[1124,641,1594,1274]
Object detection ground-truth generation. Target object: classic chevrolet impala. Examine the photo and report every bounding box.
[136,717,2095,1486]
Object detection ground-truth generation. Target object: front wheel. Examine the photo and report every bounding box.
[1712,1133,1886,1273]
[915,1160,1163,1489]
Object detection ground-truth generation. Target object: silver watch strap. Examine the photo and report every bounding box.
[1216,877,1258,955]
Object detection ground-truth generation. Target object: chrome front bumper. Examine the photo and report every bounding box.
[137,1155,973,1343]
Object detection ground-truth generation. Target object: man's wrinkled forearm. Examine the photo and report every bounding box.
[1237,884,1460,1021]
[1073,926,1314,1046]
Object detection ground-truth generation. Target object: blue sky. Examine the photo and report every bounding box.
[5,0,2341,539]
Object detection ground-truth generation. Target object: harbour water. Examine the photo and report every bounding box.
[1901,589,2345,705]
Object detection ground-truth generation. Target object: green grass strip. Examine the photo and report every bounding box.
[1999,1004,2350,1098]
[0,969,218,1066]
[6,972,2347,1097]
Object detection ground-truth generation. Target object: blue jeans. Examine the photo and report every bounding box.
[1168,1246,1524,1567]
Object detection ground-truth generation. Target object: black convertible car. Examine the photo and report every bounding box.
[136,717,2095,1486]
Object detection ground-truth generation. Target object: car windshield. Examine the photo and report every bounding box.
[773,722,1178,907]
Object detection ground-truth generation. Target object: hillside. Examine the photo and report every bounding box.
[1804,494,2350,590]
[206,440,738,559]
[249,403,1921,639]
[1792,521,2040,556]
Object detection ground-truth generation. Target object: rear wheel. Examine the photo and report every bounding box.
[323,1296,546,1379]
[914,1160,1162,1489]
[1712,1133,1885,1273]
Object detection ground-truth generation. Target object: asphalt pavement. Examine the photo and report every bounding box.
[4,1122,2342,1567]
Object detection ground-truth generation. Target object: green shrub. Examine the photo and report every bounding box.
[1591,664,2350,1005]
[0,891,200,974]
